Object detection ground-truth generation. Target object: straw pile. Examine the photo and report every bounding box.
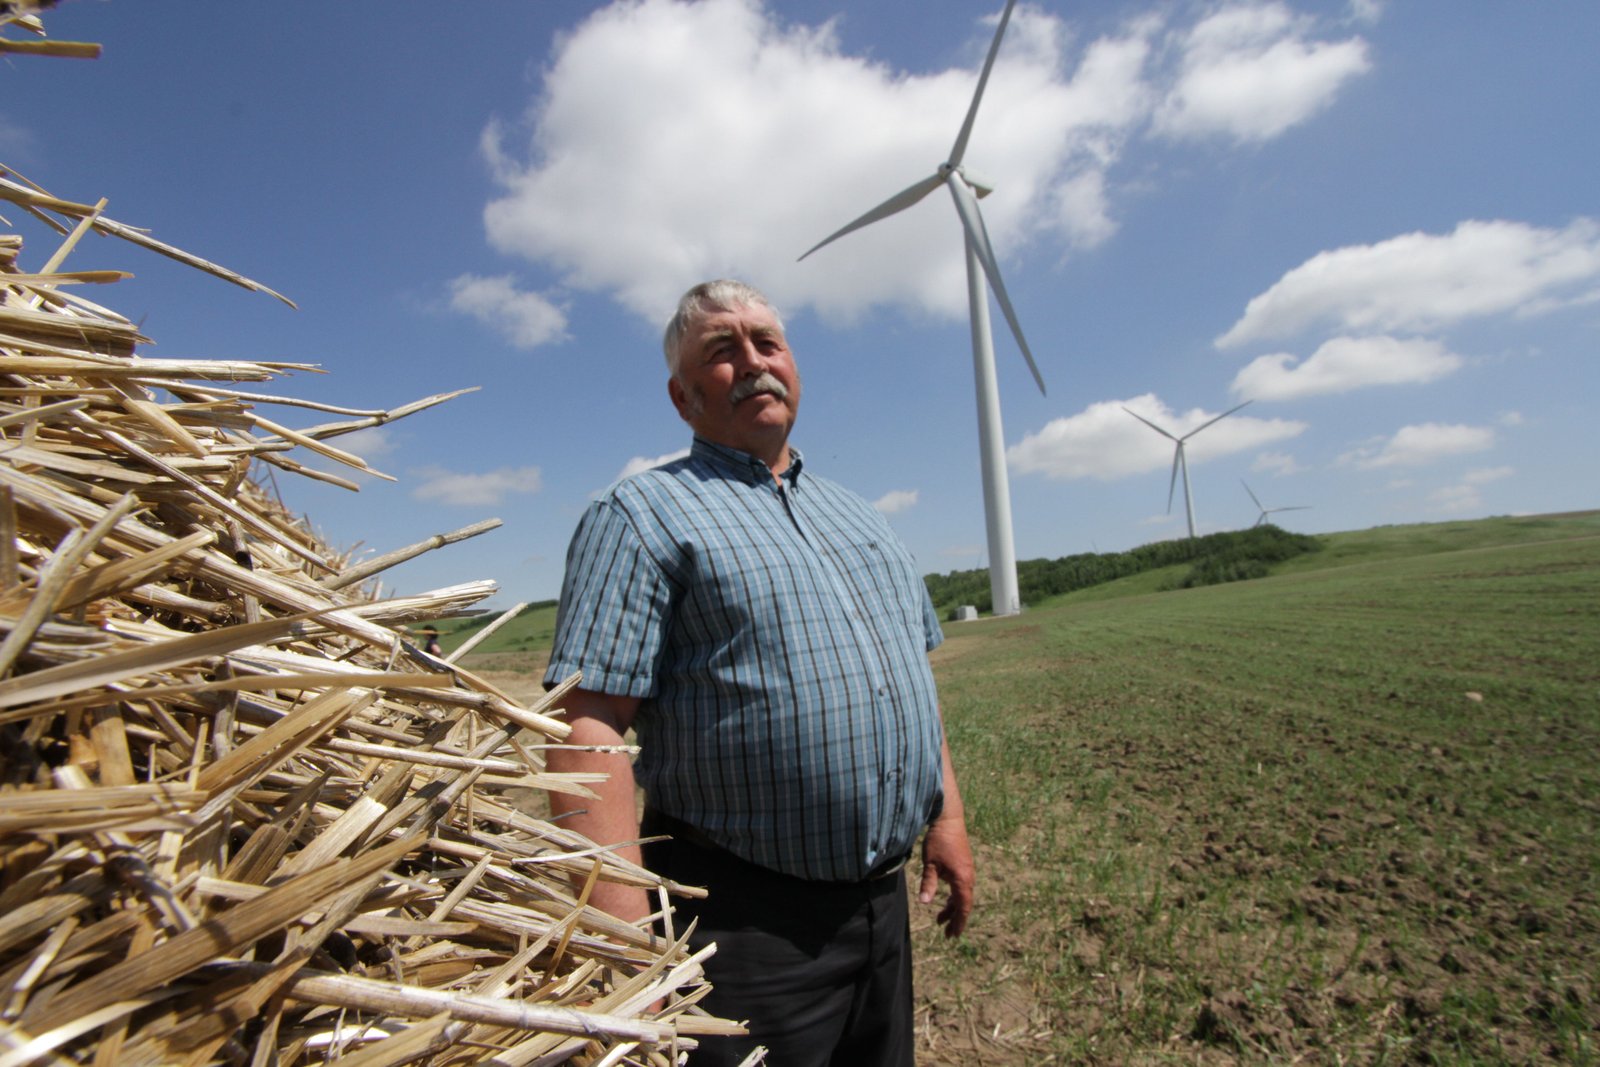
[0,7,733,1065]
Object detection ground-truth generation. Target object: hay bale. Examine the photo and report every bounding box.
[0,10,731,1064]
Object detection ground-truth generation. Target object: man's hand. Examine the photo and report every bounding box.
[918,810,975,938]
[919,730,976,937]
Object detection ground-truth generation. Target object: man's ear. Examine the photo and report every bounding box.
[667,377,690,421]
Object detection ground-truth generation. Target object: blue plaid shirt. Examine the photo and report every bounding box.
[545,436,946,882]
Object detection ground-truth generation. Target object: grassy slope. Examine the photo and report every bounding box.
[435,600,559,656]
[436,514,1600,655]
[1275,510,1600,575]
[1028,511,1600,613]
[435,518,1600,659]
[918,512,1600,1063]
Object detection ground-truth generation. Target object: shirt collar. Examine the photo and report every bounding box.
[690,435,804,488]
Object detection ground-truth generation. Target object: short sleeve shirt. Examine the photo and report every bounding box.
[544,437,946,882]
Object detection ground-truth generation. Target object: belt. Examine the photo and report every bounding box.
[865,851,911,881]
[644,809,911,886]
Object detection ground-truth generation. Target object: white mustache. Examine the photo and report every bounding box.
[730,372,789,404]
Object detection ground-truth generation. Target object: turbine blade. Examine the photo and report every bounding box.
[961,167,995,198]
[945,174,1047,394]
[797,172,944,261]
[1121,406,1176,441]
[1181,398,1254,441]
[949,0,1018,168]
[1241,479,1263,510]
[1167,446,1181,513]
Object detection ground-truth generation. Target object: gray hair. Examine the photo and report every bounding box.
[662,279,784,376]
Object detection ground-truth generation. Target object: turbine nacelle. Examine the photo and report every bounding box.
[1123,400,1253,539]
[796,0,1041,616]
[1242,480,1311,528]
[940,162,994,198]
[800,0,1041,396]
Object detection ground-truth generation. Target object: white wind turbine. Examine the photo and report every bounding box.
[798,0,1044,618]
[1122,400,1252,539]
[1241,480,1311,528]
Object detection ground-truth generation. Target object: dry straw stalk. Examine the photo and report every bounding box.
[0,8,730,1064]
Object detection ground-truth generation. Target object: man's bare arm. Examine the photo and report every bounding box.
[546,687,649,923]
[919,731,976,938]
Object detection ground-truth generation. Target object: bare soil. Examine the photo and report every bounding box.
[906,696,1599,1065]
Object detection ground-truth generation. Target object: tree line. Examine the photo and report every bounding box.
[923,525,1322,618]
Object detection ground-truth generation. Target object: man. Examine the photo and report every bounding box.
[544,279,974,1065]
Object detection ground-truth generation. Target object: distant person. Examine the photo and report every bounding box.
[544,279,974,1065]
[419,626,442,657]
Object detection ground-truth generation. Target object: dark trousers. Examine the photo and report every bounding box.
[641,812,916,1067]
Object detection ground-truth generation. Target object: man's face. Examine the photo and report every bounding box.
[669,301,801,458]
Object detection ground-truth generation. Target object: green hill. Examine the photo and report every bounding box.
[917,509,1600,1062]
[440,511,1600,658]
[432,599,559,657]
[928,524,1325,617]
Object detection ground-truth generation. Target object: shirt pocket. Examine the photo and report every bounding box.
[823,532,927,634]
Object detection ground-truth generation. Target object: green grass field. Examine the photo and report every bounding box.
[431,599,559,678]
[458,512,1600,1063]
[916,513,1599,1063]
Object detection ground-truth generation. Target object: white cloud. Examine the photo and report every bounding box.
[617,448,690,480]
[1218,218,1600,347]
[411,465,543,507]
[1008,393,1305,481]
[1497,410,1525,427]
[339,427,401,461]
[1348,0,1385,24]
[477,0,1369,325]
[0,115,37,161]
[1427,464,1514,513]
[1155,3,1370,143]
[1464,465,1514,485]
[1230,335,1462,400]
[448,274,568,350]
[1341,422,1495,469]
[1427,483,1482,513]
[873,489,919,515]
[1252,451,1303,476]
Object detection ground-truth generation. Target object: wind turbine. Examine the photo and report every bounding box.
[798,0,1043,618]
[1242,480,1310,528]
[1122,400,1252,539]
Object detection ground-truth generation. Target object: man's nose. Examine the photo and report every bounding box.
[730,338,765,372]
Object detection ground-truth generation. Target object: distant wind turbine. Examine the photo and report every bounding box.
[1242,480,1310,528]
[799,0,1044,618]
[1122,400,1252,539]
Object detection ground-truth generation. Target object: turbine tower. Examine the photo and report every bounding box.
[1242,480,1310,528]
[1122,400,1252,539]
[799,0,1044,618]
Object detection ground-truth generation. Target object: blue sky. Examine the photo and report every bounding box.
[4,1,1596,607]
